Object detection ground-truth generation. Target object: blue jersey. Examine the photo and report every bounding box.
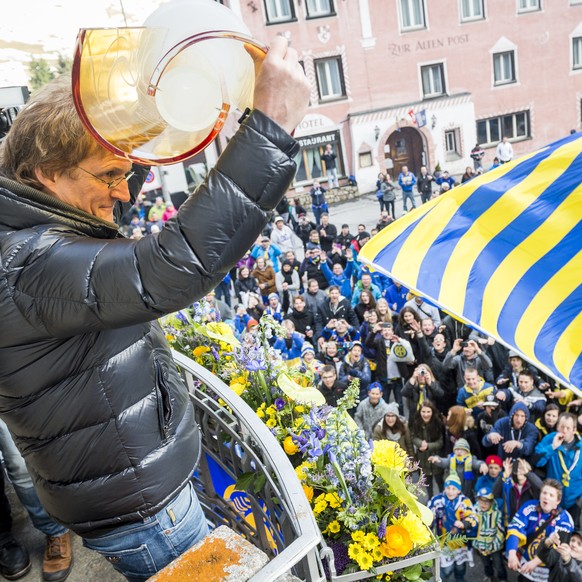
[506,500,574,561]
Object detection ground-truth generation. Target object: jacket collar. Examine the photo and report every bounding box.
[0,176,122,239]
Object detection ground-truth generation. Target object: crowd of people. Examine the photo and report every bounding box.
[176,200,580,582]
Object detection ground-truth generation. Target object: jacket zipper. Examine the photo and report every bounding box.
[154,360,172,440]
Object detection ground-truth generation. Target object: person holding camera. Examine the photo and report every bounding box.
[536,529,582,582]
[402,364,444,422]
[444,337,494,387]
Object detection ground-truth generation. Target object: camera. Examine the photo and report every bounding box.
[419,370,425,377]
[559,530,571,544]
[0,86,30,141]
[460,341,469,348]
[380,322,391,328]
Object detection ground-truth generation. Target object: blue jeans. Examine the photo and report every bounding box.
[83,481,209,582]
[326,168,339,188]
[382,379,403,410]
[402,189,416,211]
[312,204,329,225]
[0,419,66,537]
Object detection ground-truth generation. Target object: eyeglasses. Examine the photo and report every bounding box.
[77,166,135,190]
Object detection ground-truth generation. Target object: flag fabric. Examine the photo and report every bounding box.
[415,110,427,128]
[408,108,417,125]
[359,132,582,393]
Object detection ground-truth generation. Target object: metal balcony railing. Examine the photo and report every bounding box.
[173,350,441,582]
[173,350,325,582]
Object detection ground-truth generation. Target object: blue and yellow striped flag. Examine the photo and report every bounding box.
[359,132,582,393]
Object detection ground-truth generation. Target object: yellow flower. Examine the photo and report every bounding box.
[392,512,433,547]
[294,405,305,414]
[266,405,277,417]
[313,500,328,515]
[371,546,384,562]
[192,346,210,357]
[283,436,299,455]
[256,409,265,419]
[348,543,364,561]
[325,492,342,509]
[230,374,247,385]
[362,532,380,551]
[351,530,366,543]
[266,418,277,428]
[295,462,314,482]
[326,520,341,534]
[302,484,314,502]
[371,440,408,471]
[165,334,175,342]
[230,382,246,396]
[379,525,413,558]
[356,552,373,571]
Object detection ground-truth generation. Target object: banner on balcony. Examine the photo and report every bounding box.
[359,132,582,394]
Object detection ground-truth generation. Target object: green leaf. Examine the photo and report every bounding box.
[403,563,422,580]
[235,472,256,492]
[253,473,267,494]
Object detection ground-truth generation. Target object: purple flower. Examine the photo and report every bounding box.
[378,515,387,540]
[274,398,286,410]
[176,310,188,324]
[327,541,350,576]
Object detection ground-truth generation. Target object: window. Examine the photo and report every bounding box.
[294,132,344,183]
[493,51,516,85]
[399,0,426,30]
[476,111,530,146]
[420,63,446,98]
[264,0,295,23]
[574,37,582,69]
[460,0,485,21]
[445,129,461,157]
[314,57,346,101]
[306,0,335,18]
[518,0,540,11]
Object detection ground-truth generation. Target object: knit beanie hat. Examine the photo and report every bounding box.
[485,455,503,467]
[453,438,471,453]
[385,402,400,416]
[301,343,315,355]
[444,472,462,490]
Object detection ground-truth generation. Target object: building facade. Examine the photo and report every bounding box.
[223,0,582,194]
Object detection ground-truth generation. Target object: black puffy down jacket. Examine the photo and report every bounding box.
[0,111,299,535]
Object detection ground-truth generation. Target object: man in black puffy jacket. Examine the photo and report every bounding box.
[0,36,309,581]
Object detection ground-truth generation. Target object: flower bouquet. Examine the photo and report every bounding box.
[162,304,439,581]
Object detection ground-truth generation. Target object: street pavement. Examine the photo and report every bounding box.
[5,188,518,581]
